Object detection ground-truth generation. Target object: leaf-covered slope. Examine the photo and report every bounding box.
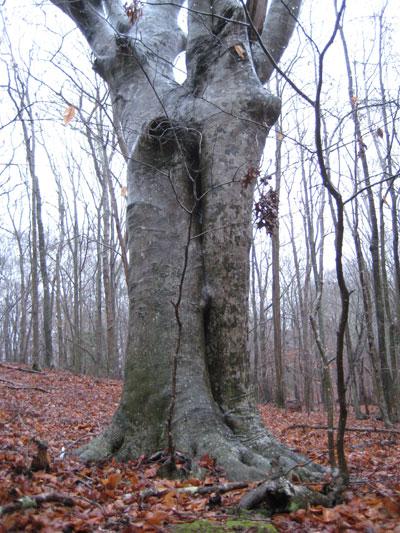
[0,364,399,531]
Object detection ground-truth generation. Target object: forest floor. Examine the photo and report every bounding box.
[0,364,400,532]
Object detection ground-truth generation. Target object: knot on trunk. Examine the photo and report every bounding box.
[146,117,201,163]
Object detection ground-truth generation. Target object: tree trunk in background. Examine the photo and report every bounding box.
[8,210,28,364]
[21,85,53,368]
[101,144,119,377]
[30,167,40,370]
[345,327,363,419]
[7,69,42,369]
[3,295,11,361]
[287,187,313,412]
[106,158,129,289]
[252,243,270,401]
[54,175,67,368]
[272,119,284,407]
[95,208,105,374]
[68,176,82,374]
[378,192,399,419]
[373,13,400,416]
[84,103,120,377]
[35,181,53,367]
[49,0,324,481]
[250,241,260,393]
[351,202,389,424]
[338,21,394,424]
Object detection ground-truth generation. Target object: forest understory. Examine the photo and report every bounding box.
[1,363,399,532]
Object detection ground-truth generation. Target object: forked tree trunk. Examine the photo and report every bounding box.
[49,0,323,481]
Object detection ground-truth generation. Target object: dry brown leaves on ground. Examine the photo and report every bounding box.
[0,363,399,531]
[260,404,400,531]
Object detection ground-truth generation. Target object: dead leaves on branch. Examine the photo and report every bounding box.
[254,187,279,234]
[63,105,76,125]
[124,1,143,25]
[241,166,261,189]
[241,167,279,235]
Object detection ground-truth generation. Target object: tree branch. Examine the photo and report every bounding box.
[251,0,304,84]
[241,1,314,106]
[49,0,115,58]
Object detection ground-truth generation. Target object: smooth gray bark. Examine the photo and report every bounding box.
[8,211,29,364]
[47,0,323,481]
[272,126,284,407]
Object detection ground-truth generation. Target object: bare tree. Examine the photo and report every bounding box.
[41,0,326,481]
[338,12,396,423]
[271,100,285,407]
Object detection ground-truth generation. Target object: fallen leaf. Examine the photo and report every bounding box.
[322,507,339,522]
[198,454,215,469]
[145,510,169,525]
[162,490,177,507]
[101,471,122,489]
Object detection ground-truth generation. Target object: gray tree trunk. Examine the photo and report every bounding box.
[55,181,67,368]
[250,241,260,392]
[287,185,313,411]
[8,210,28,364]
[271,114,284,407]
[48,0,323,481]
[338,24,394,423]
[7,67,41,369]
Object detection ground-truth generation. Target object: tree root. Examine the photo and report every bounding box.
[76,403,326,484]
[74,405,341,516]
[222,402,325,481]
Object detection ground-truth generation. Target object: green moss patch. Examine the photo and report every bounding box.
[171,518,278,532]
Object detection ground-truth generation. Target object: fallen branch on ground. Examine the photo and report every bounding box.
[0,493,74,516]
[0,378,49,393]
[141,481,248,500]
[238,477,335,513]
[287,424,400,434]
[0,363,42,374]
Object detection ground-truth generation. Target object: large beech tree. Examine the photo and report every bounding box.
[49,0,322,480]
